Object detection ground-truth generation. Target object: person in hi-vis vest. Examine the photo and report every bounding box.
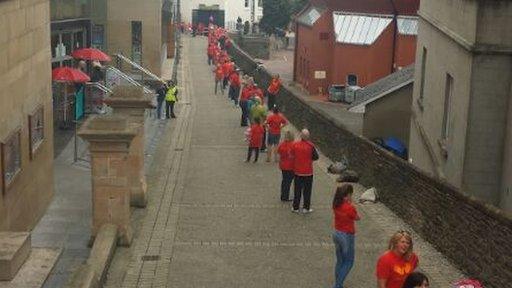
[165,80,178,119]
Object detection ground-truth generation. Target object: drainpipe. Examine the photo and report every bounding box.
[388,0,398,74]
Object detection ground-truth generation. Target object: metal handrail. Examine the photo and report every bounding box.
[85,82,112,94]
[114,53,165,83]
[105,66,154,94]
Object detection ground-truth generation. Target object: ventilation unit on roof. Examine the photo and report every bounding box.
[345,86,361,104]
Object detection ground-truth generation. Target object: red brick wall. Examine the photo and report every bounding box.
[294,11,333,94]
[331,25,395,87]
[395,35,417,69]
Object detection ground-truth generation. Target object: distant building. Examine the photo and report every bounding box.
[408,0,512,212]
[0,0,54,231]
[104,0,171,75]
[349,66,414,146]
[181,0,263,31]
[293,0,419,95]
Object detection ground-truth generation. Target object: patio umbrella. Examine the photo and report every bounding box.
[71,48,111,62]
[52,67,91,83]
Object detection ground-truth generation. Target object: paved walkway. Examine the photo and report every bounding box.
[104,36,463,288]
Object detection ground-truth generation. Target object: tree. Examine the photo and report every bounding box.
[260,0,308,34]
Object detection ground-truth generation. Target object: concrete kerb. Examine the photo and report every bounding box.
[65,224,118,288]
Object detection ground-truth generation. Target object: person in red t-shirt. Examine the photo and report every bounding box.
[228,69,241,106]
[222,59,234,91]
[207,44,215,66]
[239,78,255,127]
[246,118,265,163]
[291,129,318,213]
[332,184,360,288]
[265,106,288,162]
[277,130,295,201]
[376,231,419,288]
[213,63,224,95]
[266,74,282,109]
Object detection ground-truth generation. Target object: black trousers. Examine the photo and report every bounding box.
[165,101,176,118]
[246,147,259,162]
[240,100,249,126]
[267,92,276,110]
[280,170,294,201]
[293,175,313,210]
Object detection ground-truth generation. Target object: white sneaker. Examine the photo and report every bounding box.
[291,208,300,213]
[302,208,314,214]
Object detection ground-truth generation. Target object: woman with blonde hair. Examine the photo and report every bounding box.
[376,231,419,288]
[277,130,295,201]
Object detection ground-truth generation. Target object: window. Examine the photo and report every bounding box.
[1,130,22,192]
[131,21,143,64]
[29,106,45,159]
[442,73,453,140]
[418,47,427,109]
[258,0,262,7]
[347,74,358,86]
[245,0,249,8]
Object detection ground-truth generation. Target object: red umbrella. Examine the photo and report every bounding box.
[71,48,111,62]
[52,67,91,83]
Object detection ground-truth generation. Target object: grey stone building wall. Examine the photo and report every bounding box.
[228,42,512,288]
[409,0,512,212]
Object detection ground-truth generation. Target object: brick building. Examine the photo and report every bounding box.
[0,0,54,231]
[408,0,512,213]
[293,0,419,95]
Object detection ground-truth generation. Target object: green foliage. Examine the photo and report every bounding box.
[260,0,308,34]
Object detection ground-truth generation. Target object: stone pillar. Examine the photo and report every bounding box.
[78,116,137,246]
[105,86,155,208]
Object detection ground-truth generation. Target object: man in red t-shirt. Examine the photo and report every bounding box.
[228,69,241,106]
[266,74,282,109]
[265,106,287,162]
[246,118,265,163]
[291,129,318,213]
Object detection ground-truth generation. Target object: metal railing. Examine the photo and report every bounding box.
[105,66,154,95]
[114,53,165,83]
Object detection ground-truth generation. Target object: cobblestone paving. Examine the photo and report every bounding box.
[104,36,464,288]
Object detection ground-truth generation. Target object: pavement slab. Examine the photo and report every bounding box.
[104,35,464,288]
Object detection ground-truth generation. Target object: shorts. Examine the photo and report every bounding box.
[267,133,281,145]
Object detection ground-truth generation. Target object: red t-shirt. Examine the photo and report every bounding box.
[253,87,264,99]
[333,202,358,234]
[266,113,287,135]
[267,78,281,95]
[214,66,224,80]
[222,62,234,77]
[376,251,419,288]
[229,73,240,88]
[277,141,294,171]
[241,85,255,101]
[291,140,315,176]
[207,45,215,56]
[249,124,265,148]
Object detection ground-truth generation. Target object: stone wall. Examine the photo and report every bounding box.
[229,33,270,60]
[228,43,512,287]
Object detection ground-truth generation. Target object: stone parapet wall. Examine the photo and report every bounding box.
[228,43,512,287]
[228,33,270,60]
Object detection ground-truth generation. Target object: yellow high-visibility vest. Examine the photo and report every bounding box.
[165,86,177,102]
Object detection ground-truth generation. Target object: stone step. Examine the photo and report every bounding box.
[0,232,31,281]
[0,248,61,288]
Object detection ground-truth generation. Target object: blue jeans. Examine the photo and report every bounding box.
[332,231,355,288]
[156,100,164,119]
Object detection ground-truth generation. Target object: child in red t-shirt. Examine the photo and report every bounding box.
[376,231,419,288]
[246,118,265,163]
[332,184,360,288]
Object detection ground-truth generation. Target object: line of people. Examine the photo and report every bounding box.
[201,26,468,288]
